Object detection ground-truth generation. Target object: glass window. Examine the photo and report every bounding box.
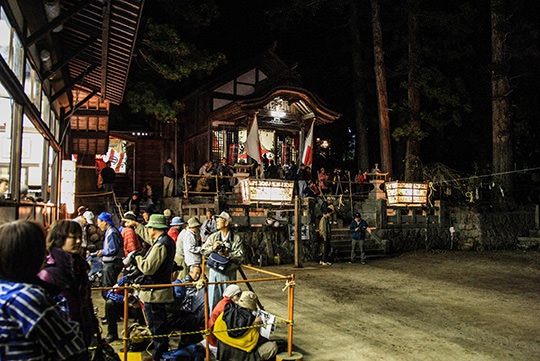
[0,8,11,62]
[41,91,50,127]
[21,115,44,197]
[11,28,23,83]
[0,81,12,193]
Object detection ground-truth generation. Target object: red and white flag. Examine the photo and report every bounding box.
[302,121,315,167]
[245,113,263,165]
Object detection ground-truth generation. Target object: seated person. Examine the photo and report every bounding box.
[208,285,242,351]
[214,291,278,361]
[104,266,145,342]
[170,265,205,348]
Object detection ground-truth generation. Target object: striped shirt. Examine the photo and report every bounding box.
[0,281,87,361]
[122,227,142,257]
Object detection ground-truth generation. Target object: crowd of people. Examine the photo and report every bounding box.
[0,205,279,361]
[185,156,372,200]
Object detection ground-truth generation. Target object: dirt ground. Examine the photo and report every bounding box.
[242,250,540,361]
[94,250,540,360]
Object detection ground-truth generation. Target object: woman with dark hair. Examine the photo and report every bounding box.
[0,220,87,360]
[38,220,99,347]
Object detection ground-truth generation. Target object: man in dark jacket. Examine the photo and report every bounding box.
[350,213,368,264]
[162,157,176,197]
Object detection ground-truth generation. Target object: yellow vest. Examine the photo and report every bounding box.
[213,312,259,352]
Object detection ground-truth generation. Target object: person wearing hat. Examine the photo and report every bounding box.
[97,212,123,299]
[201,211,244,312]
[121,211,143,258]
[167,216,185,244]
[350,212,368,264]
[174,217,201,280]
[213,291,278,361]
[208,284,242,350]
[134,214,176,361]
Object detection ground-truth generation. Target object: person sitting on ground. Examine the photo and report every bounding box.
[0,220,88,360]
[170,265,206,348]
[38,220,99,347]
[103,266,145,342]
[123,191,141,217]
[208,285,242,350]
[86,243,103,284]
[214,291,278,361]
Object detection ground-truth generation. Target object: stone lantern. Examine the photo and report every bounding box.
[367,163,388,200]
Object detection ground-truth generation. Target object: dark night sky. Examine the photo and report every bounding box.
[117,0,540,180]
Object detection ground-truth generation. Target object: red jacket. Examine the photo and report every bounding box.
[208,296,235,347]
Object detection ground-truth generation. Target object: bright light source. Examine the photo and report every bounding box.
[60,160,76,214]
[321,140,330,149]
[270,110,286,118]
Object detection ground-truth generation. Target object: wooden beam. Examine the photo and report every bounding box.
[43,36,97,79]
[101,0,112,99]
[50,65,97,102]
[26,0,95,47]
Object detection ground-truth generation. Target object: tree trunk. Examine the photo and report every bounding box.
[350,0,370,172]
[370,0,393,176]
[405,0,422,181]
[491,0,513,195]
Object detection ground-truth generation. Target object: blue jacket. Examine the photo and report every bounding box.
[101,226,123,262]
[350,219,368,240]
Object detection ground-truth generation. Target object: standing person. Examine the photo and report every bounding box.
[350,213,369,264]
[100,161,116,212]
[318,208,332,266]
[121,211,143,257]
[182,217,202,270]
[201,211,244,312]
[168,216,185,243]
[217,157,233,192]
[163,157,176,198]
[200,209,217,242]
[96,212,123,299]
[296,163,308,197]
[134,214,176,361]
[38,220,99,347]
[0,221,88,360]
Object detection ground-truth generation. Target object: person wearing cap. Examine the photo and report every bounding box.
[208,284,242,350]
[214,291,278,361]
[168,216,185,244]
[201,211,244,311]
[122,211,143,258]
[350,212,368,264]
[200,209,217,242]
[97,212,123,299]
[134,214,176,361]
[174,217,201,280]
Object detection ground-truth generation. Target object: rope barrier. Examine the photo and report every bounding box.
[90,265,296,360]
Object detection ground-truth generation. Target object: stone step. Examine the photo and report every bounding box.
[517,237,540,249]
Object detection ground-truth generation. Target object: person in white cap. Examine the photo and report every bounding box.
[201,211,244,312]
[213,291,277,360]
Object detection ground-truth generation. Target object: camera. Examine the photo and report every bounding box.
[215,242,228,254]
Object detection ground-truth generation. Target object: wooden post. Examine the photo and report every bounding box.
[202,258,210,361]
[294,196,302,268]
[287,274,295,356]
[183,164,189,199]
[123,288,128,361]
[216,174,219,197]
[348,171,354,218]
